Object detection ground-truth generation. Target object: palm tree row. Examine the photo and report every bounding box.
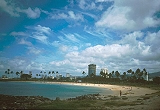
[99,68,148,80]
[4,68,61,79]
[37,71,59,79]
[4,69,24,79]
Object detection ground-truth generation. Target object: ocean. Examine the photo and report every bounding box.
[0,81,112,99]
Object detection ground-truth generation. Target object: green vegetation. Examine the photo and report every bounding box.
[104,100,139,107]
[31,100,97,109]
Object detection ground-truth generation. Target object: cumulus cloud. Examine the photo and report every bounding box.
[49,30,160,74]
[96,0,160,32]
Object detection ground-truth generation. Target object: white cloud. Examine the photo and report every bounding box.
[0,0,19,17]
[63,33,80,43]
[26,25,53,44]
[17,7,41,19]
[10,32,28,37]
[95,0,113,2]
[0,0,41,18]
[19,39,32,46]
[79,0,103,10]
[51,11,84,21]
[49,30,160,75]
[81,44,131,58]
[27,47,42,55]
[96,0,160,32]
[32,33,48,44]
[33,25,52,35]
[119,31,144,46]
[52,40,78,53]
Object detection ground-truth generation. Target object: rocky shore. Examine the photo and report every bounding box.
[0,94,101,109]
[0,94,52,109]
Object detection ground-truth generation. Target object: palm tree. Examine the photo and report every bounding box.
[131,71,134,76]
[52,71,55,78]
[44,71,46,79]
[40,71,43,79]
[127,69,132,74]
[10,71,13,78]
[20,71,23,75]
[5,69,10,78]
[122,72,126,80]
[115,71,120,78]
[108,73,112,78]
[82,71,86,76]
[36,73,39,78]
[135,68,140,79]
[90,73,95,78]
[100,71,105,78]
[16,71,20,78]
[48,71,51,78]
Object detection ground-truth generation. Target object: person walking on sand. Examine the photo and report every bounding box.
[120,90,122,96]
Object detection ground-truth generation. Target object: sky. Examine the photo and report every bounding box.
[0,0,160,77]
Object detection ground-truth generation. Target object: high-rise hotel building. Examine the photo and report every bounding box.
[88,64,96,77]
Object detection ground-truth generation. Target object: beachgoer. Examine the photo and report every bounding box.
[120,90,122,96]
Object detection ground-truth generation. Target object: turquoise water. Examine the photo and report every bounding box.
[0,81,112,99]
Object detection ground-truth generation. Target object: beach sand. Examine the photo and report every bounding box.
[44,81,157,97]
[43,81,160,110]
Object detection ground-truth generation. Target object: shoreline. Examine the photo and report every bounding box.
[1,81,160,109]
[34,81,158,97]
[1,80,158,97]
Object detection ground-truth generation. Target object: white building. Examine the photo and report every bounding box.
[101,68,109,78]
[142,72,149,81]
[66,73,70,78]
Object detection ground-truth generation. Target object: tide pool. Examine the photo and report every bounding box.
[0,81,112,99]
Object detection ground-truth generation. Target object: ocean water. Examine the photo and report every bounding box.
[0,81,112,99]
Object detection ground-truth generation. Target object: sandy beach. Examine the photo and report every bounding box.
[44,81,158,97]
[42,81,160,109]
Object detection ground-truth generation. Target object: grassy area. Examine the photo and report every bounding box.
[31,99,143,109]
[31,100,97,109]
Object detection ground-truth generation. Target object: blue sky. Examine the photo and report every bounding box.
[0,0,160,77]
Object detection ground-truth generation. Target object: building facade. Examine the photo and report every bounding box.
[88,64,96,77]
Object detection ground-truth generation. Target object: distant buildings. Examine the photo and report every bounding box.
[101,68,108,74]
[101,68,109,78]
[142,72,149,81]
[88,64,96,77]
[66,73,70,78]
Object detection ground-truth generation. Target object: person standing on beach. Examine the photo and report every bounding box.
[120,90,122,96]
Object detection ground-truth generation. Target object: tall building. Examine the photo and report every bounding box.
[88,64,96,76]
